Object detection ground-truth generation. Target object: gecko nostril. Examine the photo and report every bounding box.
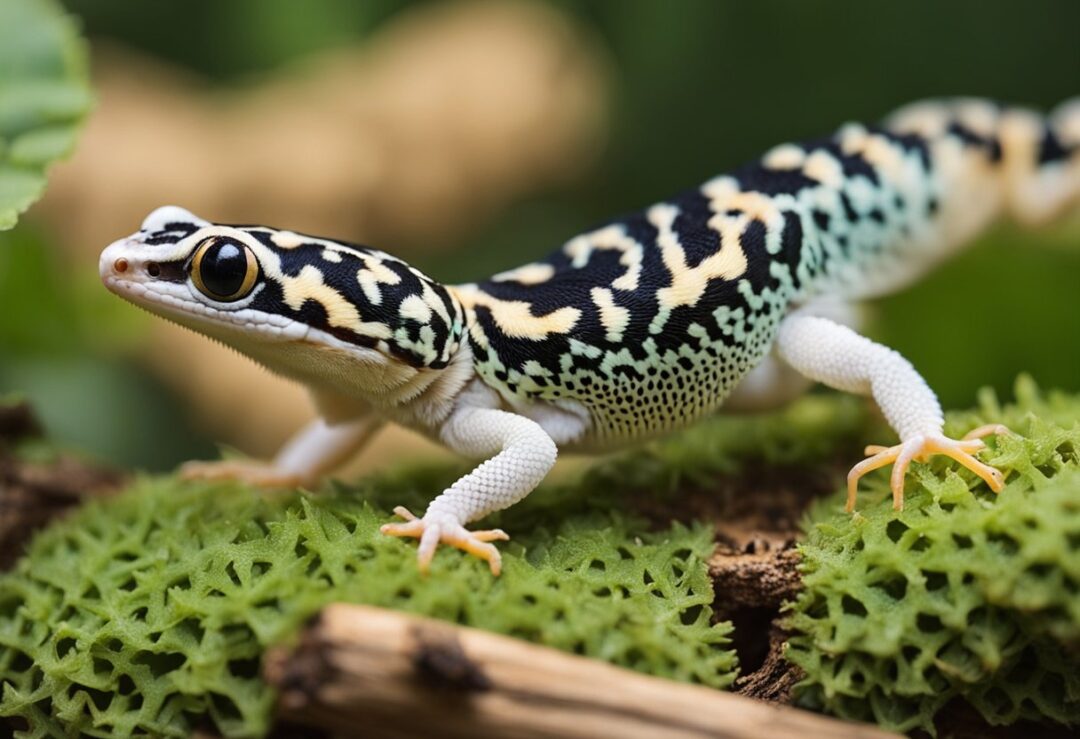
[146,262,161,278]
[113,258,129,273]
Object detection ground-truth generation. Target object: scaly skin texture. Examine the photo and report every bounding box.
[100,98,1080,574]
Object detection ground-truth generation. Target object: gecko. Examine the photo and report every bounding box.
[100,97,1079,575]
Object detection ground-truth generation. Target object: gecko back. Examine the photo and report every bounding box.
[453,98,1080,443]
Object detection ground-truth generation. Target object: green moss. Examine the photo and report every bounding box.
[786,376,1080,734]
[0,393,870,738]
[12,379,1072,738]
[4,421,826,737]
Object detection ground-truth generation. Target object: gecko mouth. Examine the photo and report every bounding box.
[101,273,390,368]
[101,274,306,343]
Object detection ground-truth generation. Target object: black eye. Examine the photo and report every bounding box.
[190,237,259,302]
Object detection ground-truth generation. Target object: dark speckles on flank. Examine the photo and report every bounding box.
[460,100,1034,442]
[810,135,882,186]
[839,192,859,223]
[812,209,830,232]
[779,211,805,289]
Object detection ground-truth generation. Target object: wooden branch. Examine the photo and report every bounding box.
[265,603,895,739]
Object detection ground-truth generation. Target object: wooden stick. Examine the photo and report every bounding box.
[265,603,894,739]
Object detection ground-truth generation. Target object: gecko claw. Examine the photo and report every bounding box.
[962,423,1014,441]
[381,507,509,575]
[847,427,1010,512]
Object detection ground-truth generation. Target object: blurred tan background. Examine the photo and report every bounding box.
[1,0,1078,474]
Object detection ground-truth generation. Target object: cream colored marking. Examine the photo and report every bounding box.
[271,231,307,249]
[356,254,402,306]
[647,203,748,334]
[703,176,789,255]
[564,224,644,291]
[1055,98,1080,143]
[999,107,1074,223]
[886,102,950,139]
[859,134,908,186]
[398,294,433,324]
[837,123,872,155]
[763,143,806,169]
[954,99,999,139]
[701,175,739,202]
[590,286,630,343]
[704,186,788,256]
[260,225,373,257]
[803,149,845,187]
[418,281,453,333]
[451,285,580,341]
[714,190,785,225]
[282,265,392,339]
[322,249,342,263]
[201,228,392,341]
[491,263,556,284]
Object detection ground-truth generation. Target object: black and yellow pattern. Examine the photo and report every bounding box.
[134,98,1078,444]
[455,98,1078,441]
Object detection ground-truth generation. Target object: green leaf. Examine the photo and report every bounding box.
[0,0,92,231]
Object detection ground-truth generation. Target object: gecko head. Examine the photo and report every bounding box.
[100,206,465,378]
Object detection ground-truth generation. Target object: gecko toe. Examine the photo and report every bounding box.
[381,508,510,575]
[847,428,1012,513]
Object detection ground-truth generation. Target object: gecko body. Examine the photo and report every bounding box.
[101,98,1080,573]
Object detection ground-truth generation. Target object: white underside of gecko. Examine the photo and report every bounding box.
[101,97,1080,574]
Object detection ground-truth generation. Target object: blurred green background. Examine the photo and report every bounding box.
[1,0,1078,470]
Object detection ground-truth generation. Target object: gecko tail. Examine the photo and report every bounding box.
[887,97,1080,229]
[999,97,1080,226]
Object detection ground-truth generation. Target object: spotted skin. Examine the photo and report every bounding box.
[101,97,1080,574]
[135,220,466,370]
[455,98,1078,445]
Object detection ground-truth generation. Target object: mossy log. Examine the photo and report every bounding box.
[265,603,894,739]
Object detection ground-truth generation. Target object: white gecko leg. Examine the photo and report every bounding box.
[775,310,1008,512]
[381,406,558,575]
[725,299,860,413]
[180,415,383,488]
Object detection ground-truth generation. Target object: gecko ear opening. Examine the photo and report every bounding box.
[189,236,260,302]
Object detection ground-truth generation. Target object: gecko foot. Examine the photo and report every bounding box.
[380,506,510,575]
[179,459,311,488]
[847,426,1012,512]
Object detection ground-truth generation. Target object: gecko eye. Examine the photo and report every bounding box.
[189,237,259,302]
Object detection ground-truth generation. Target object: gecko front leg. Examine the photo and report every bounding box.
[181,414,383,488]
[775,310,1009,511]
[381,404,558,575]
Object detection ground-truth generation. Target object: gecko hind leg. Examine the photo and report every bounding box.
[775,310,1011,514]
